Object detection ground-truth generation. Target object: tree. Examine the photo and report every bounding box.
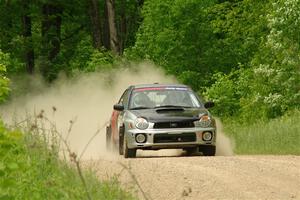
[206,0,300,121]
[128,0,217,90]
[119,0,126,52]
[88,0,102,49]
[22,0,34,74]
[106,0,120,54]
[40,2,63,80]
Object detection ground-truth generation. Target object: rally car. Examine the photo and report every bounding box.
[106,84,216,158]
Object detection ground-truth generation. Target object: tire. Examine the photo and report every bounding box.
[200,145,216,156]
[119,126,124,155]
[123,135,136,158]
[106,126,111,151]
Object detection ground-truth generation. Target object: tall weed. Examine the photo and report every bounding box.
[224,110,300,154]
[0,115,135,200]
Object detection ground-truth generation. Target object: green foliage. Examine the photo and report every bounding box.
[207,1,270,70]
[0,0,298,128]
[130,0,299,123]
[205,69,246,118]
[114,0,143,49]
[86,50,119,72]
[0,121,25,199]
[68,36,120,74]
[66,36,94,72]
[205,0,300,122]
[0,121,134,200]
[128,0,218,91]
[224,110,300,155]
[243,0,300,119]
[0,51,10,102]
[128,0,271,92]
[0,0,141,80]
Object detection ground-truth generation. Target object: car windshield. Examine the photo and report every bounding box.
[129,87,202,109]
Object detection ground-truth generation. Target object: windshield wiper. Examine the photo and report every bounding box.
[130,106,152,110]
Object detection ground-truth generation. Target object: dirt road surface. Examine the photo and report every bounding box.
[87,151,300,200]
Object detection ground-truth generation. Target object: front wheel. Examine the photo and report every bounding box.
[123,136,136,158]
[200,145,216,156]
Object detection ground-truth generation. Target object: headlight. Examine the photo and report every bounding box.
[135,133,147,143]
[135,118,149,130]
[194,115,211,128]
[202,131,213,141]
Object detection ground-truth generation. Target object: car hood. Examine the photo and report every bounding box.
[128,108,209,123]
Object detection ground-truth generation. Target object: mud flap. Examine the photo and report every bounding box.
[119,126,124,155]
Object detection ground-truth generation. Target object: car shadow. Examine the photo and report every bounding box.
[135,149,203,158]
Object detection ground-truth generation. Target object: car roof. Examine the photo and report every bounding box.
[131,83,189,89]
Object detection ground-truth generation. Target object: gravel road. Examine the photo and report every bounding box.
[87,151,300,200]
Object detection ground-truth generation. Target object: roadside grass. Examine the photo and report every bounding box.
[0,120,135,200]
[224,110,300,155]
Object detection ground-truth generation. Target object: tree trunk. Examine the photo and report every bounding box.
[106,0,119,54]
[88,0,102,49]
[119,0,126,53]
[42,4,62,61]
[41,3,62,79]
[103,0,110,49]
[22,1,34,74]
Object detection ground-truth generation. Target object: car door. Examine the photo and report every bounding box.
[111,89,129,143]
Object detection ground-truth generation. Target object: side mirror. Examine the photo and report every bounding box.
[113,104,124,111]
[204,101,215,109]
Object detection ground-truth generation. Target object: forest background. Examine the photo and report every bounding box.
[1,0,299,122]
[1,0,299,198]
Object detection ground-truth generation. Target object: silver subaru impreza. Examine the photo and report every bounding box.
[106,84,216,158]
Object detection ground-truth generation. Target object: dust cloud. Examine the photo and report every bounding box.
[0,63,234,159]
[215,118,234,156]
[0,63,175,159]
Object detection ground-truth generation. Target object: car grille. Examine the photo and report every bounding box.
[153,132,196,143]
[153,121,195,129]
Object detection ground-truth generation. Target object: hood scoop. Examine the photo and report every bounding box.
[156,107,184,113]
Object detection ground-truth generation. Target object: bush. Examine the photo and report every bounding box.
[0,120,135,200]
[205,71,241,118]
[0,50,10,103]
[68,36,120,74]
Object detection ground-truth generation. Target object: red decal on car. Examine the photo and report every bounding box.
[111,110,120,141]
[134,87,166,91]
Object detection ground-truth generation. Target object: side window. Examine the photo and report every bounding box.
[122,90,129,107]
[118,89,129,107]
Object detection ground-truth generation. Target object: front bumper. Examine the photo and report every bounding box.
[126,127,216,149]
